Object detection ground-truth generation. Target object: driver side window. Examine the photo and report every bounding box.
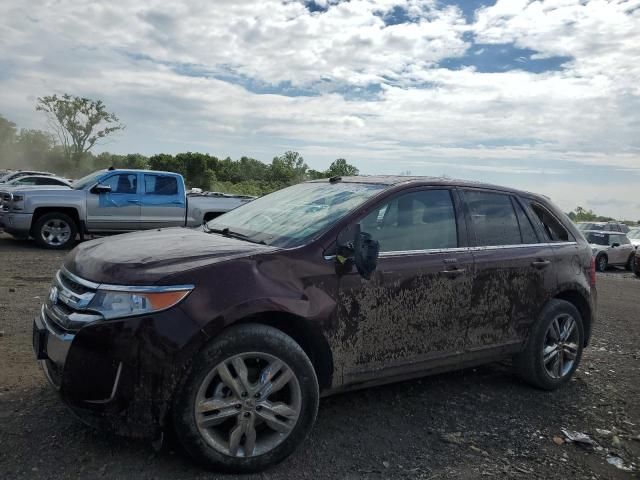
[101,174,138,194]
[360,189,458,252]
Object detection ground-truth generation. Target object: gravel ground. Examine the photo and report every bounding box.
[0,233,638,479]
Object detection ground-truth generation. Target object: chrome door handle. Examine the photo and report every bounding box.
[531,260,551,269]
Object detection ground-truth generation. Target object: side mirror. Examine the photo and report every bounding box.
[611,242,620,248]
[91,183,112,194]
[354,231,380,279]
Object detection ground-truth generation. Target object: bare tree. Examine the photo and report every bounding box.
[36,94,124,164]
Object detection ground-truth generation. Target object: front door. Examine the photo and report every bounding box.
[86,172,141,231]
[460,189,556,352]
[334,188,474,385]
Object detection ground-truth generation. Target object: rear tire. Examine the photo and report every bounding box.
[172,324,319,473]
[595,253,607,272]
[32,212,77,250]
[514,299,584,390]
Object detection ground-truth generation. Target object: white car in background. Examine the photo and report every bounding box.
[0,170,56,183]
[627,228,640,250]
[4,175,72,188]
[584,230,636,271]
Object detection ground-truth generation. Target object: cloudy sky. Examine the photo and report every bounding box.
[1,0,639,218]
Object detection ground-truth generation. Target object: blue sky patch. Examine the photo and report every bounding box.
[440,44,573,73]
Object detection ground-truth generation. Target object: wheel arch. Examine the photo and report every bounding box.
[233,312,334,392]
[31,206,81,234]
[553,289,592,347]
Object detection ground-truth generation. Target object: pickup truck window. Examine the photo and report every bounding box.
[145,175,178,195]
[103,174,138,194]
[206,181,386,248]
[73,170,106,190]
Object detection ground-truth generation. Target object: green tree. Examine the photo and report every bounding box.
[15,129,55,166]
[270,151,308,185]
[0,114,17,148]
[36,94,124,166]
[325,158,359,177]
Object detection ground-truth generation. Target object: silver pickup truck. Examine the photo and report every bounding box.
[0,169,254,249]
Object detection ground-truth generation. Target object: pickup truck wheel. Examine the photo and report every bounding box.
[33,212,77,250]
[595,253,607,272]
[514,299,584,390]
[173,324,319,473]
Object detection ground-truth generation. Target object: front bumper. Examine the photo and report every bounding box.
[3,212,32,237]
[34,304,205,438]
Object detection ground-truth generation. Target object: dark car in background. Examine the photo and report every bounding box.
[33,176,596,472]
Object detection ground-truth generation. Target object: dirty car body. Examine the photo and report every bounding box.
[33,176,597,471]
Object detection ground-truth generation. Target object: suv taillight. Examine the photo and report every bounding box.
[590,257,596,287]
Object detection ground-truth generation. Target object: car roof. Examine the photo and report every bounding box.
[101,168,182,176]
[307,175,542,198]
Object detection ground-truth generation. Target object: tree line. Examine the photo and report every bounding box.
[1,107,358,196]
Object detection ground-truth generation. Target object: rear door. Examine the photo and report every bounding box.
[460,189,556,352]
[140,173,185,229]
[335,187,474,383]
[85,172,141,231]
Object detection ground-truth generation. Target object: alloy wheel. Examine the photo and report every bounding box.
[543,314,579,379]
[194,352,302,458]
[41,219,71,246]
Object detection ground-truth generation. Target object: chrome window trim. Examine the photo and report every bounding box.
[61,266,194,293]
[378,241,577,258]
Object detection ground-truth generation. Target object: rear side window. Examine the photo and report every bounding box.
[144,175,178,195]
[586,232,608,245]
[529,203,571,242]
[361,189,457,252]
[463,190,521,246]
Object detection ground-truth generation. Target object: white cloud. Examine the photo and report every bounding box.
[0,0,639,218]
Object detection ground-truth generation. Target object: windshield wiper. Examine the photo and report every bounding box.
[205,226,266,245]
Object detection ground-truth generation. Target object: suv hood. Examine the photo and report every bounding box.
[64,227,278,284]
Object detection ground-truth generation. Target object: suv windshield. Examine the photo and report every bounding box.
[206,181,387,248]
[586,232,609,245]
[73,170,106,190]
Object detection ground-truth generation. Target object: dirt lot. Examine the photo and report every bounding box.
[0,233,638,479]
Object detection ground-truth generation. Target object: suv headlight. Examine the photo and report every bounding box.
[88,286,193,319]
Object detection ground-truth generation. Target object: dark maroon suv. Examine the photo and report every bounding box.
[33,176,596,472]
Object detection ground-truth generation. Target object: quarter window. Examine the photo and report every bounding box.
[463,190,521,246]
[360,189,458,252]
[529,203,571,242]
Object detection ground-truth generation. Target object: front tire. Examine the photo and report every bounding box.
[173,324,319,473]
[32,212,77,250]
[595,253,608,272]
[514,299,584,390]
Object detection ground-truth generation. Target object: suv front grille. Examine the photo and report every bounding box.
[44,269,102,331]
